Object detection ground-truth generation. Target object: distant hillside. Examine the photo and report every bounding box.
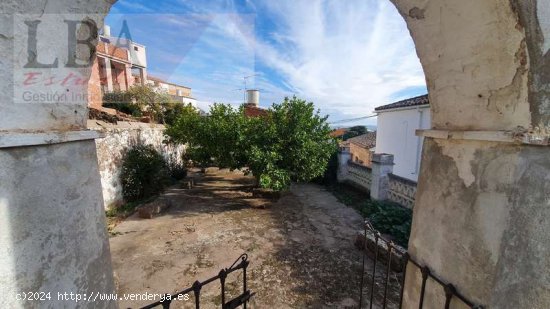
[331,125,377,131]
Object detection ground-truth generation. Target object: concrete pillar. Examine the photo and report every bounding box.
[370,153,394,201]
[104,57,113,92]
[0,2,116,308]
[125,64,134,89]
[88,57,103,110]
[390,0,550,308]
[140,67,148,85]
[336,149,351,182]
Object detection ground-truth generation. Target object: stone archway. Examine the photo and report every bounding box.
[0,1,548,308]
[389,1,550,308]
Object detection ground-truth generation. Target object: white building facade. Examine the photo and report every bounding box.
[374,95,431,182]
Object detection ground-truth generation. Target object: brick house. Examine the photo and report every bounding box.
[88,25,196,114]
[88,26,148,111]
[339,132,377,167]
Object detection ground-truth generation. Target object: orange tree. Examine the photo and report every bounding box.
[166,96,337,191]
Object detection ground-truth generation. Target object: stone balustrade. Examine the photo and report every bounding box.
[346,160,373,191]
[387,173,417,209]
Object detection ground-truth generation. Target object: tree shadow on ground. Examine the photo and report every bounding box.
[112,169,402,308]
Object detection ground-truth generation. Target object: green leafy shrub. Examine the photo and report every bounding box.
[162,103,189,126]
[166,96,336,191]
[359,200,412,247]
[167,161,187,180]
[259,168,291,191]
[121,145,170,202]
[313,149,339,185]
[328,183,412,247]
[103,91,142,116]
[342,125,368,140]
[103,85,185,123]
[185,146,214,168]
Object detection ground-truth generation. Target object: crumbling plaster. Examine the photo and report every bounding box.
[390,0,533,131]
[0,141,117,308]
[539,1,550,54]
[512,0,550,128]
[0,0,114,132]
[390,0,549,308]
[405,139,550,308]
[0,1,117,308]
[408,140,517,304]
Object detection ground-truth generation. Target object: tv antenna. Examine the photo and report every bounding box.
[242,74,259,103]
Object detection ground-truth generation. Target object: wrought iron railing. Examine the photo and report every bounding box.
[139,254,253,309]
[358,221,484,309]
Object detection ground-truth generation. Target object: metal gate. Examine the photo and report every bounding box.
[139,253,254,309]
[358,221,483,309]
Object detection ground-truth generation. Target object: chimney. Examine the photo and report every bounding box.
[246,89,259,107]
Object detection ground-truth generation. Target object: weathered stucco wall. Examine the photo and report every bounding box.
[89,121,185,209]
[391,0,532,131]
[0,1,117,308]
[390,0,550,308]
[404,139,550,308]
[0,0,113,132]
[0,141,116,308]
[512,0,550,128]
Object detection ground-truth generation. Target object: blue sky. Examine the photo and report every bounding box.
[106,0,426,126]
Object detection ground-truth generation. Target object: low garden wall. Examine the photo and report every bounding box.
[337,150,417,209]
[346,160,373,191]
[387,173,417,209]
[88,120,185,209]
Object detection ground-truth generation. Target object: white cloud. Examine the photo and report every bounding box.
[117,0,426,124]
[218,0,427,120]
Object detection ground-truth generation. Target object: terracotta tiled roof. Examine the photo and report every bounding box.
[244,104,268,117]
[374,94,429,111]
[339,140,350,147]
[330,128,347,138]
[346,132,377,149]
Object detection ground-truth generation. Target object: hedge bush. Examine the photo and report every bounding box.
[358,199,412,247]
[121,145,170,202]
[327,184,412,247]
[103,91,142,116]
[167,161,187,180]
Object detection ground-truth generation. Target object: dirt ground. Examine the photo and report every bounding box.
[109,169,401,309]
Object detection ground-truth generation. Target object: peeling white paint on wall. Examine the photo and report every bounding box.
[476,193,509,264]
[435,139,477,187]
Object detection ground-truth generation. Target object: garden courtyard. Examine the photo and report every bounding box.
[109,169,402,308]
